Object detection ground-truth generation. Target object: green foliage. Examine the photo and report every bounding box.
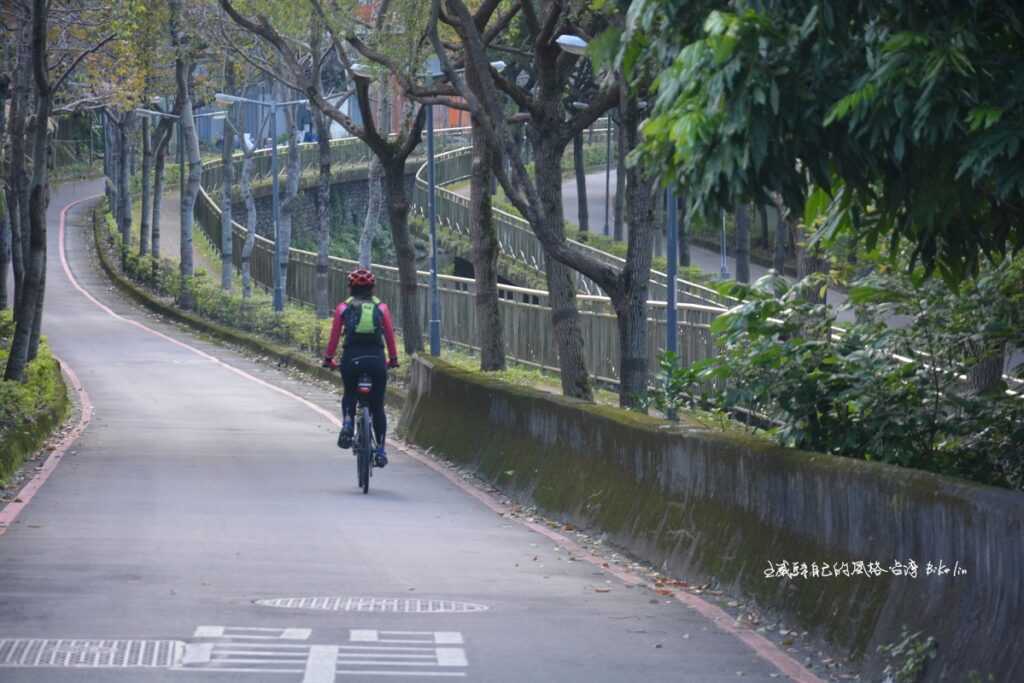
[877,627,937,683]
[1,311,65,482]
[103,206,333,353]
[647,257,1024,490]
[627,0,1024,283]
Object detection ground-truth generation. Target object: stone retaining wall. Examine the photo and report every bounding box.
[399,356,1024,681]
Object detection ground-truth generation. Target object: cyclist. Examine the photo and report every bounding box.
[322,269,399,467]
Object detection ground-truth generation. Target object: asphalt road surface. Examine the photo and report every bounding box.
[0,180,813,682]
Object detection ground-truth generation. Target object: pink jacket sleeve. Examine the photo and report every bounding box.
[324,302,348,359]
[379,303,399,363]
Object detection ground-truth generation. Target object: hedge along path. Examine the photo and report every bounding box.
[84,191,823,682]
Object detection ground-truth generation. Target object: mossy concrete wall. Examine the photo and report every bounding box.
[400,357,1024,680]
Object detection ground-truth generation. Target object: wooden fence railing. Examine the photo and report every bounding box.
[194,128,724,385]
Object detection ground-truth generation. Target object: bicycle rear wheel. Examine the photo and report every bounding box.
[357,406,371,494]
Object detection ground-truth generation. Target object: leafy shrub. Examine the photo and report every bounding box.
[102,204,334,355]
[649,259,1024,489]
[1,310,65,481]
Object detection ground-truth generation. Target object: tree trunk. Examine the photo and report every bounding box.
[678,190,691,268]
[361,156,383,268]
[613,110,626,242]
[150,118,176,266]
[6,23,30,314]
[469,118,505,371]
[0,66,9,311]
[759,204,769,247]
[0,197,8,312]
[139,117,152,256]
[240,141,257,300]
[534,136,592,401]
[360,82,388,268]
[219,58,236,291]
[117,114,135,264]
[314,109,331,318]
[277,98,300,307]
[615,98,656,409]
[5,0,50,382]
[383,162,423,354]
[770,193,789,274]
[735,203,751,284]
[573,131,588,237]
[170,0,200,310]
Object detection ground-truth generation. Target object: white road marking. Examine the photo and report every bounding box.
[435,648,468,667]
[256,596,488,613]
[303,645,338,683]
[334,672,465,678]
[433,633,463,645]
[283,628,313,640]
[350,630,379,642]
[193,626,225,638]
[0,639,182,669]
[181,643,213,665]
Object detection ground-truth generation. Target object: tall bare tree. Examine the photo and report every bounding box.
[428,0,663,406]
[169,0,202,310]
[219,0,429,354]
[310,17,333,318]
[219,56,237,291]
[5,0,53,380]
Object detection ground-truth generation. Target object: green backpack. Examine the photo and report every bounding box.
[343,296,384,347]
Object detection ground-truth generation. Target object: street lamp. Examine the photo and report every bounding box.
[214,92,305,312]
[555,35,588,56]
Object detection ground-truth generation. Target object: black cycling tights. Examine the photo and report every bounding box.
[340,349,388,447]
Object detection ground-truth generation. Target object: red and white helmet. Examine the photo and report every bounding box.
[347,268,376,287]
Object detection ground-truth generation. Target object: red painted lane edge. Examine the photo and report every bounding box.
[0,201,99,536]
[395,445,825,683]
[0,358,92,537]
[56,193,822,682]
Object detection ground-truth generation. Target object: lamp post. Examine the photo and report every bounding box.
[215,92,304,312]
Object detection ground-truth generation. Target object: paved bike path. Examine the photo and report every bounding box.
[0,180,808,681]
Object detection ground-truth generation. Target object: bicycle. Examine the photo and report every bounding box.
[353,372,377,494]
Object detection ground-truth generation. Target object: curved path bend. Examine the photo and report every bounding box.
[0,180,821,681]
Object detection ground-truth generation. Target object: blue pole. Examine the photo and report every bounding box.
[427,103,441,356]
[604,117,612,236]
[271,101,283,312]
[666,187,678,357]
[666,187,678,420]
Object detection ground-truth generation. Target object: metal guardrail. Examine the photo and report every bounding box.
[414,132,737,310]
[192,128,1022,394]
[194,128,722,384]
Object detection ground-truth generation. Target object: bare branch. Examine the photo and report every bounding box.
[51,32,118,96]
